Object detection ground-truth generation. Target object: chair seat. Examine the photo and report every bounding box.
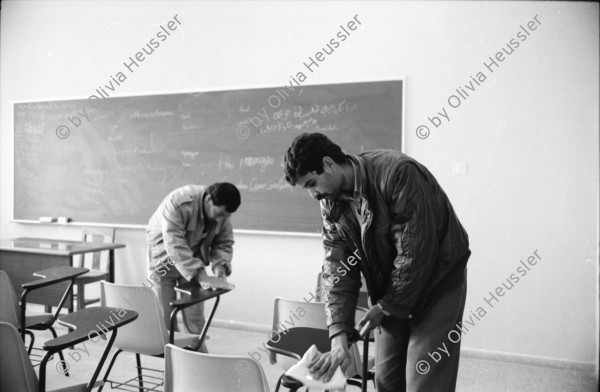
[24,313,54,328]
[75,269,109,283]
[281,374,304,389]
[173,331,200,349]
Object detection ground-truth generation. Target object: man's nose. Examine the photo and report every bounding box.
[308,189,319,200]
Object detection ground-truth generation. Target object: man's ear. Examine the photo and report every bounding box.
[322,156,336,172]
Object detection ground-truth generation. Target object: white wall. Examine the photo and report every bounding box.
[1,0,598,370]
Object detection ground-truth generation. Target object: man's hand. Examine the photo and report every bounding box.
[357,304,386,338]
[195,268,209,282]
[214,266,227,281]
[308,333,351,383]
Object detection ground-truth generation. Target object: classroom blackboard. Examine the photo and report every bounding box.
[14,80,403,233]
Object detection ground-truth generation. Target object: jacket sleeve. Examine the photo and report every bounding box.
[321,207,362,339]
[210,217,234,276]
[379,163,439,318]
[161,197,204,281]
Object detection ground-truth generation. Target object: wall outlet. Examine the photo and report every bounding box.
[452,161,468,175]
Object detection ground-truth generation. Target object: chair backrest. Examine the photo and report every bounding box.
[271,297,362,377]
[271,298,329,370]
[272,297,327,332]
[0,322,38,392]
[100,281,168,356]
[0,270,22,327]
[164,344,270,392]
[75,226,116,270]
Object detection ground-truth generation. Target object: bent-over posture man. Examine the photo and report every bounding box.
[146,183,241,352]
[284,133,470,392]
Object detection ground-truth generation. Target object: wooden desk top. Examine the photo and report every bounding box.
[0,237,125,256]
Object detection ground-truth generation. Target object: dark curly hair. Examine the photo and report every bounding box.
[284,133,346,185]
[207,182,241,212]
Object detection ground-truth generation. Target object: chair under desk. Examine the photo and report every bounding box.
[266,327,372,392]
[171,281,233,352]
[0,237,125,312]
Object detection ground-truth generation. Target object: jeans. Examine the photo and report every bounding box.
[153,267,208,353]
[375,269,467,392]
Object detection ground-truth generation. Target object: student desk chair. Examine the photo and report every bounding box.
[73,227,116,310]
[0,267,88,374]
[171,281,233,351]
[266,327,371,392]
[99,282,201,392]
[0,306,138,392]
[164,344,270,392]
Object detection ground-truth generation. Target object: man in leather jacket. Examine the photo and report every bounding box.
[284,133,470,392]
[146,183,241,352]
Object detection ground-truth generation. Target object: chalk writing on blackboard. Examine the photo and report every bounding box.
[14,80,403,232]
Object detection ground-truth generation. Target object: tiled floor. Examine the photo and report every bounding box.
[34,325,597,391]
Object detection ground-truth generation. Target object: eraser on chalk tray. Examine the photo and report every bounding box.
[39,217,57,223]
[57,217,71,224]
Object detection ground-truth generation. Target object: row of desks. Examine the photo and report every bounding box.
[0,236,231,353]
[0,237,125,310]
[0,237,369,389]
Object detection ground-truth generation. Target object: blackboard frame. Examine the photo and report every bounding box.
[12,78,405,236]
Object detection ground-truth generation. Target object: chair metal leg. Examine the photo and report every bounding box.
[24,330,35,354]
[274,374,283,392]
[49,326,70,377]
[136,353,144,392]
[76,282,85,310]
[98,348,123,392]
[362,338,369,392]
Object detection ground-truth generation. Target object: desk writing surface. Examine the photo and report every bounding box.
[49,307,139,349]
[0,237,125,256]
[171,282,231,307]
[0,238,124,308]
[14,80,404,232]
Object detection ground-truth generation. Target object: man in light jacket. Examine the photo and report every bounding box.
[146,183,241,352]
[284,133,470,391]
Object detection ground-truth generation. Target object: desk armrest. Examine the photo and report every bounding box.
[265,342,303,361]
[44,307,138,351]
[174,286,193,296]
[170,283,231,308]
[23,266,89,290]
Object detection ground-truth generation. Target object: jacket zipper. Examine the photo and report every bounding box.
[336,197,378,303]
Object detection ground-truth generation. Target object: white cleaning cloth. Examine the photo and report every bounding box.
[285,345,347,391]
[197,275,235,290]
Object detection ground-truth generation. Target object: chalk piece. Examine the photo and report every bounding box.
[57,217,71,224]
[39,217,57,223]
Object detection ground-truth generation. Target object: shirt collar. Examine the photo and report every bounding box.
[338,157,363,202]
